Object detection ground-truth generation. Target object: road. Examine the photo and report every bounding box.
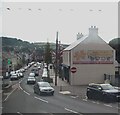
[2,66,120,115]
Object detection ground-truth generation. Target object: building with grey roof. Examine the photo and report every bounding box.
[62,26,115,85]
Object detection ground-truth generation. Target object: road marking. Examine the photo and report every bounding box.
[104,104,112,107]
[70,96,78,99]
[3,88,17,102]
[19,84,23,91]
[23,90,30,95]
[19,80,22,84]
[34,96,48,103]
[65,107,78,114]
[92,101,97,103]
[12,83,18,88]
[96,102,100,104]
[59,91,71,95]
[17,112,23,115]
[83,99,87,101]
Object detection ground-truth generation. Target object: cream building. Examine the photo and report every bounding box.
[62,26,115,85]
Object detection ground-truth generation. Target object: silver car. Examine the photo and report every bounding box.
[27,77,36,84]
[10,73,19,80]
[34,82,54,96]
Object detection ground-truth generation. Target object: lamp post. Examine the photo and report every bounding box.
[55,31,58,86]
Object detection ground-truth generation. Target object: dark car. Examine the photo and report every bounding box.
[31,68,39,76]
[34,82,54,96]
[86,83,120,102]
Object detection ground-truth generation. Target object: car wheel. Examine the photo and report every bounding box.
[51,92,54,96]
[87,93,92,99]
[87,95,92,99]
[37,90,41,95]
[103,95,111,103]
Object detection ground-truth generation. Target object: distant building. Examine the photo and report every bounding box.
[62,26,115,85]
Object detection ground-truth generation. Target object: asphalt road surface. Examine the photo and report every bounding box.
[2,66,120,115]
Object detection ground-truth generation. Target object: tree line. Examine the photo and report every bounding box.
[1,36,120,63]
[109,38,120,63]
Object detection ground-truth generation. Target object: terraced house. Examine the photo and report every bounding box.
[62,26,115,85]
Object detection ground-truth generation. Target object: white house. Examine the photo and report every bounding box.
[62,26,115,85]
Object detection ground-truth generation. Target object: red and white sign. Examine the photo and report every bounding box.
[71,67,77,73]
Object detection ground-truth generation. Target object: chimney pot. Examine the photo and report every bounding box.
[77,32,83,40]
[89,26,98,36]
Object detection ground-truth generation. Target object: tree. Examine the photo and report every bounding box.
[44,42,52,64]
[44,42,52,80]
[109,38,120,63]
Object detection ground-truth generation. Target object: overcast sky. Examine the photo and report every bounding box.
[1,1,118,44]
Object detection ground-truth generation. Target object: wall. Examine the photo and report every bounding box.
[63,50,70,66]
[70,64,115,85]
[69,35,115,85]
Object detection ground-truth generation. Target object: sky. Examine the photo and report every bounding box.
[0,1,118,44]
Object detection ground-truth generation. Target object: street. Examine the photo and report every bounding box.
[2,66,120,115]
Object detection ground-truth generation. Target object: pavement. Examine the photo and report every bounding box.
[50,73,87,99]
[49,69,120,99]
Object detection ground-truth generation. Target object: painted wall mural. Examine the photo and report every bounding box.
[73,50,114,64]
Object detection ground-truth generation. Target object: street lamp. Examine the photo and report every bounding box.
[55,31,58,86]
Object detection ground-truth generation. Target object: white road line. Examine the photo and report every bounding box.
[19,80,22,84]
[23,90,30,95]
[65,107,78,114]
[34,96,48,103]
[70,96,77,99]
[19,84,23,91]
[17,112,23,115]
[104,104,112,107]
[83,99,87,101]
[3,88,17,102]
[12,83,18,87]
[92,101,96,104]
[96,102,100,104]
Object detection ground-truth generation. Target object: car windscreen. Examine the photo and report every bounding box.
[39,82,50,87]
[28,77,35,79]
[101,84,114,90]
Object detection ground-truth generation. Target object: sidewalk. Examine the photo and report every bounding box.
[50,72,87,99]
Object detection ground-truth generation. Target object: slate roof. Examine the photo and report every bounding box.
[64,35,88,51]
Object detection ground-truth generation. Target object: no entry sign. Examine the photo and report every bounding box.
[71,67,77,73]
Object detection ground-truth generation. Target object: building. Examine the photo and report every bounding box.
[62,26,115,85]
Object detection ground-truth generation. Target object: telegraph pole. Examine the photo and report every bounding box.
[55,31,58,86]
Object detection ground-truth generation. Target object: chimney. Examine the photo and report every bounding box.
[77,33,83,40]
[89,26,98,36]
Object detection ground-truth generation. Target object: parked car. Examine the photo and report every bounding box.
[4,72,10,79]
[34,82,54,96]
[10,71,16,76]
[86,83,120,102]
[10,73,19,80]
[18,72,24,78]
[27,76,36,84]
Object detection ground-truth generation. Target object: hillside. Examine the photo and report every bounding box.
[1,37,69,53]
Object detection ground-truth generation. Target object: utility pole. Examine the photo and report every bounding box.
[55,31,58,86]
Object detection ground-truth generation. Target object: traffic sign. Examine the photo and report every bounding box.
[71,67,77,73]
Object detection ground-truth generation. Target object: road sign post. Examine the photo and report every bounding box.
[71,67,77,85]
